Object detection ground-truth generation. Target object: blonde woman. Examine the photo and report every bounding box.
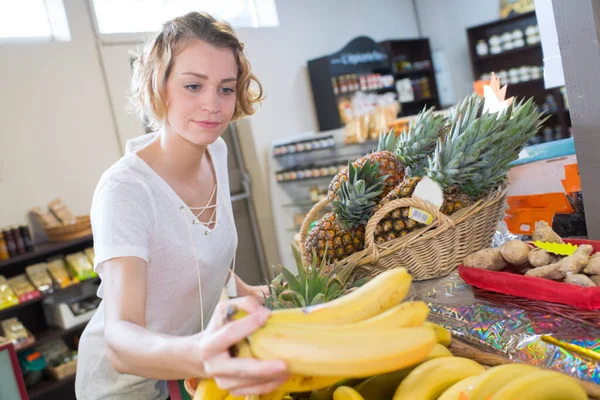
[75,12,288,400]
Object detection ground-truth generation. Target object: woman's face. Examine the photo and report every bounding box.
[164,39,238,146]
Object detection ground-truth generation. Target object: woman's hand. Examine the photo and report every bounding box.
[197,296,289,396]
[233,274,270,304]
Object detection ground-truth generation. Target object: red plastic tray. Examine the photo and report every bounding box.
[458,239,600,311]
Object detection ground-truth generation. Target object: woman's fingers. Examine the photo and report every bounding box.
[228,377,287,396]
[205,355,287,380]
[206,296,266,332]
[202,312,270,356]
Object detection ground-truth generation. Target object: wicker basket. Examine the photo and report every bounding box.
[44,216,92,242]
[300,187,507,281]
[47,359,77,380]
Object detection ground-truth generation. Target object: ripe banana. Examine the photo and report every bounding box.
[354,343,453,400]
[392,357,485,400]
[248,323,436,377]
[237,338,344,395]
[193,379,228,400]
[343,301,430,332]
[436,376,479,400]
[268,268,411,326]
[424,321,452,347]
[462,363,538,400]
[491,370,587,400]
[333,386,365,400]
[309,379,364,400]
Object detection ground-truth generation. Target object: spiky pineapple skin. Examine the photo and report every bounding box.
[305,212,365,264]
[373,176,474,244]
[327,151,405,201]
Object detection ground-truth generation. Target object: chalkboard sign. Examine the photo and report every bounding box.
[307,36,394,132]
[327,36,390,75]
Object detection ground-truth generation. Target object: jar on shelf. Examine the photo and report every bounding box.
[488,35,502,54]
[508,68,520,84]
[501,32,514,51]
[498,70,509,84]
[531,66,542,80]
[475,40,488,56]
[525,25,540,45]
[519,65,532,82]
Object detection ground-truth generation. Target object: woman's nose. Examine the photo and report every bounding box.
[200,91,219,114]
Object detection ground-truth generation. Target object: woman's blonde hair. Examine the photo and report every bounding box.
[131,12,263,130]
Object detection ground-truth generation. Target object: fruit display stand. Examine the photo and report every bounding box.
[409,269,600,399]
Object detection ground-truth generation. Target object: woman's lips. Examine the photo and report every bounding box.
[193,120,221,129]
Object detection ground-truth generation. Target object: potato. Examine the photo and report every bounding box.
[532,221,564,244]
[583,253,600,275]
[463,248,507,271]
[527,248,559,267]
[525,264,563,280]
[589,275,600,286]
[564,273,596,287]
[500,240,530,265]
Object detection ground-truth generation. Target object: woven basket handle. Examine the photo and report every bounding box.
[299,197,330,262]
[364,197,454,252]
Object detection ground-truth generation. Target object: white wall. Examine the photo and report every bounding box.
[414,0,500,101]
[0,0,122,227]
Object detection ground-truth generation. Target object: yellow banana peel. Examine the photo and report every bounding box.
[248,323,436,377]
[332,386,365,400]
[393,357,485,400]
[491,370,587,400]
[268,268,412,326]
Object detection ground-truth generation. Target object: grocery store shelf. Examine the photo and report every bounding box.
[473,43,541,62]
[0,235,93,270]
[0,278,99,318]
[28,374,76,399]
[16,322,88,352]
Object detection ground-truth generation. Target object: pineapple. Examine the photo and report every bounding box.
[395,106,450,176]
[265,245,345,310]
[327,129,404,201]
[265,245,371,310]
[374,93,546,244]
[306,160,385,265]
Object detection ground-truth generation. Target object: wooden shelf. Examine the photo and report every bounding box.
[394,68,433,78]
[16,321,89,352]
[473,43,541,62]
[0,235,93,270]
[28,374,76,399]
[400,96,437,105]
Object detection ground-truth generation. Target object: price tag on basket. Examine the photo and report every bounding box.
[409,177,444,225]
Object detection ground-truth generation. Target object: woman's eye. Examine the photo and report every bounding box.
[220,87,235,95]
[186,84,201,92]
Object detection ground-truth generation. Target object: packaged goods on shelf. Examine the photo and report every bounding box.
[0,276,19,310]
[26,263,54,294]
[8,274,40,303]
[47,257,76,288]
[65,252,97,281]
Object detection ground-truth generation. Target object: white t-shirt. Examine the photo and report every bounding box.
[75,132,237,400]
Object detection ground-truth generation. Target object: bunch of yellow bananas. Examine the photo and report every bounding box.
[193,267,587,400]
[327,360,588,400]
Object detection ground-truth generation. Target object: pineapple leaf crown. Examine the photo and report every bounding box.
[426,93,547,195]
[331,159,387,230]
[395,106,450,177]
[460,96,548,195]
[373,128,398,153]
[264,244,346,310]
